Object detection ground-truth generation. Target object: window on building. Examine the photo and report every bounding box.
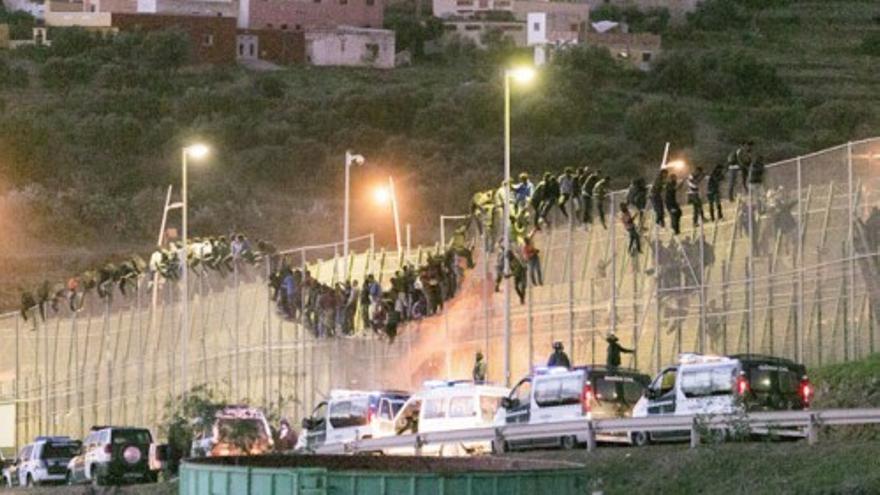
[295,24,301,30]
[456,0,472,5]
[366,42,379,59]
[533,22,539,31]
[642,51,653,62]
[267,22,274,28]
[238,43,244,56]
[464,24,481,31]
[495,0,509,5]
[202,34,214,47]
[340,0,348,5]
[313,0,321,3]
[281,23,288,29]
[570,23,578,32]
[366,0,374,5]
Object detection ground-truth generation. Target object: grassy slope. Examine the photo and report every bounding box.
[516,440,880,495]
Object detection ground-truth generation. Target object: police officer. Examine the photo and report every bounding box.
[606,334,634,369]
[547,341,571,368]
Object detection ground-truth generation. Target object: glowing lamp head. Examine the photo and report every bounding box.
[374,186,391,205]
[186,144,209,159]
[665,159,686,171]
[508,67,536,84]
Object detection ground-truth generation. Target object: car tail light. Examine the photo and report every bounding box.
[735,373,749,396]
[104,444,113,455]
[581,382,594,415]
[800,377,813,407]
[367,408,374,424]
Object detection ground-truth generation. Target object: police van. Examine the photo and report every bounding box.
[495,366,650,452]
[381,380,509,456]
[631,353,813,445]
[300,389,409,450]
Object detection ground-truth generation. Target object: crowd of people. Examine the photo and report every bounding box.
[267,243,473,342]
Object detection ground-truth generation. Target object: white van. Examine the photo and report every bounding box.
[631,353,811,445]
[496,366,650,451]
[301,390,409,450]
[381,380,509,456]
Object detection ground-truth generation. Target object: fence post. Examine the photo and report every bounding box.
[610,198,617,335]
[568,201,575,356]
[807,414,819,446]
[847,142,856,361]
[796,157,805,364]
[585,420,597,453]
[14,316,20,452]
[690,418,701,449]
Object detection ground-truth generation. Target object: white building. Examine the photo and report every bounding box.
[305,26,395,69]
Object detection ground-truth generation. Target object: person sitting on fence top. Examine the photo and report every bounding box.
[626,177,648,229]
[547,341,571,368]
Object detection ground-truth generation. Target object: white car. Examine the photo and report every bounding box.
[378,380,509,456]
[301,390,409,451]
[3,437,80,487]
[631,353,812,445]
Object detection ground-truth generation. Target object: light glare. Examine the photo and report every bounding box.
[509,67,536,84]
[374,186,391,205]
[186,144,209,159]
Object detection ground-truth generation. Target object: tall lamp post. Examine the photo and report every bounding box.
[374,178,402,258]
[502,66,535,387]
[180,143,209,399]
[343,151,366,279]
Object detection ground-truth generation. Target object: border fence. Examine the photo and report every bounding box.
[1,138,879,451]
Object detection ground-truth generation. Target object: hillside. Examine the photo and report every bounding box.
[0,0,878,308]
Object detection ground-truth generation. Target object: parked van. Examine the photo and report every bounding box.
[381,380,509,456]
[300,390,409,451]
[631,353,812,445]
[495,366,650,452]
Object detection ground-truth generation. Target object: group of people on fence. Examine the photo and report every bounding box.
[268,244,473,342]
[19,233,274,324]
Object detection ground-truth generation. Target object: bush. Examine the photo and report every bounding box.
[624,98,696,155]
[48,27,106,58]
[686,0,748,31]
[40,56,96,90]
[0,5,36,40]
[860,31,880,56]
[552,45,632,90]
[254,73,286,99]
[0,58,29,88]
[648,49,790,102]
[805,100,872,147]
[141,29,190,71]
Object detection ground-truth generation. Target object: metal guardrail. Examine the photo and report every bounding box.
[313,408,880,455]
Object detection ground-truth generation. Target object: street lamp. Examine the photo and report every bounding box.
[502,65,535,387]
[180,143,209,399]
[344,151,366,280]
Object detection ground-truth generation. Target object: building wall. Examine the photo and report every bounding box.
[83,0,138,13]
[237,28,305,64]
[45,11,113,26]
[443,20,525,48]
[111,13,237,64]
[135,0,237,17]
[48,0,86,12]
[433,0,513,19]
[246,0,384,31]
[305,27,394,68]
[583,31,660,70]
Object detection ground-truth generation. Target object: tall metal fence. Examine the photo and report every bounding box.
[2,139,879,451]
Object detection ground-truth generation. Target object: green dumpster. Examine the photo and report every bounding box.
[180,455,587,495]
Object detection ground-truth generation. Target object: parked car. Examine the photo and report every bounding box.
[191,405,274,457]
[495,365,650,452]
[4,437,81,487]
[300,389,410,451]
[631,353,813,445]
[66,426,157,486]
[377,380,509,456]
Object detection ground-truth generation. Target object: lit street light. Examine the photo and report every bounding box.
[374,178,403,259]
[502,66,535,387]
[180,143,209,399]
[344,151,366,280]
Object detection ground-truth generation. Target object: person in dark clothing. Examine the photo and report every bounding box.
[20,289,36,323]
[627,177,648,228]
[544,174,562,221]
[651,169,668,228]
[665,173,683,235]
[531,174,550,227]
[473,351,487,383]
[593,175,611,229]
[686,166,707,228]
[727,140,753,201]
[581,168,600,225]
[748,155,766,213]
[620,203,641,255]
[707,162,725,222]
[606,334,634,368]
[547,341,571,368]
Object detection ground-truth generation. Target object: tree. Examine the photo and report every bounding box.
[0,5,36,40]
[141,28,190,71]
[624,98,696,155]
[686,0,748,31]
[160,385,224,475]
[40,57,96,91]
[860,32,880,56]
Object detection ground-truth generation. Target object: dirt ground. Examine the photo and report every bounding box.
[0,481,176,495]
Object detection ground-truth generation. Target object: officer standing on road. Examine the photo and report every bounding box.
[606,334,634,369]
[473,351,488,383]
[547,341,571,368]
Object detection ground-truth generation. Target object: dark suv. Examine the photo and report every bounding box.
[66,426,156,486]
[731,354,812,411]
